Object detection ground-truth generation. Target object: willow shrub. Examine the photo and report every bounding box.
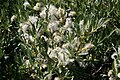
[0,0,120,80]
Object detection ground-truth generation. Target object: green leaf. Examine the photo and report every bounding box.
[0,47,3,59]
[113,59,118,76]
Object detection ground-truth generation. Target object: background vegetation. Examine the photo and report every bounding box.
[0,0,120,80]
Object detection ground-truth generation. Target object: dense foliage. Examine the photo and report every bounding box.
[0,0,120,80]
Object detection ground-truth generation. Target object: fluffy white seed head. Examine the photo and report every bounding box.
[28,16,38,25]
[118,73,120,78]
[47,21,59,33]
[54,77,60,80]
[68,11,76,17]
[54,35,62,43]
[23,1,30,10]
[111,52,117,59]
[11,15,17,22]
[108,70,113,77]
[57,7,66,17]
[49,4,57,16]
[40,7,47,19]
[64,18,73,28]
[20,23,29,33]
[33,3,41,11]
